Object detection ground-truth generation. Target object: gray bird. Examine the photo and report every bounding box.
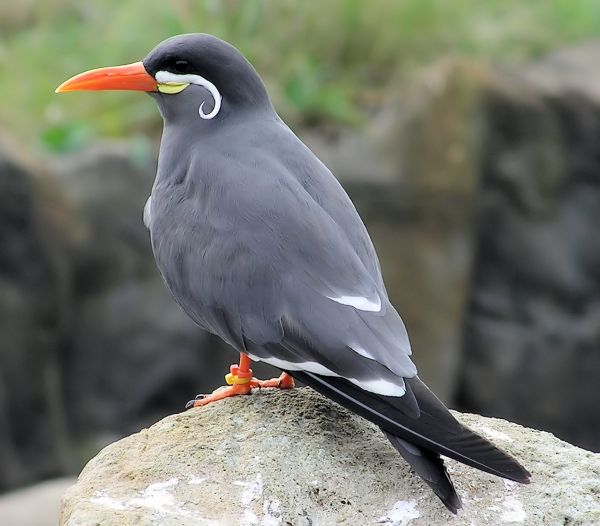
[57,33,530,512]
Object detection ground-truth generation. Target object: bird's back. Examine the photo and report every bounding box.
[263,118,386,292]
[148,114,388,329]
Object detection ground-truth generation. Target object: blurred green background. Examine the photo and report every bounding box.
[3,0,600,151]
[1,1,600,524]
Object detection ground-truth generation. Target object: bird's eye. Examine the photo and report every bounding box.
[173,60,190,74]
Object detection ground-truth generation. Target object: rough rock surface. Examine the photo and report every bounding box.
[60,388,600,526]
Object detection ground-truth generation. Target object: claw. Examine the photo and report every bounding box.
[192,382,253,407]
[185,354,295,409]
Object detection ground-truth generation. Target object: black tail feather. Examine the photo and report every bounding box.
[385,433,462,514]
[290,371,531,489]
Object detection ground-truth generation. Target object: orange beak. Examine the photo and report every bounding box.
[55,61,157,93]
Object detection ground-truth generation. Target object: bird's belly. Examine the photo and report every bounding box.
[149,216,219,325]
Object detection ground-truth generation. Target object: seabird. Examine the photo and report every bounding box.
[56,33,530,512]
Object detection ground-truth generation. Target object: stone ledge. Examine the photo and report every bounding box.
[60,388,600,525]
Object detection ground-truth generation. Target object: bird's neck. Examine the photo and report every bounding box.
[152,89,274,132]
[224,75,272,111]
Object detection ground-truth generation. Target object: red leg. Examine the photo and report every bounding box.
[188,353,294,409]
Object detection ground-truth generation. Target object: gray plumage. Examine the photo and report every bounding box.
[147,95,414,389]
[139,34,530,512]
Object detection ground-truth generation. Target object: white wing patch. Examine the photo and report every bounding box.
[155,70,222,119]
[347,377,405,397]
[248,355,336,377]
[327,294,382,312]
[349,344,375,360]
[143,196,152,229]
[249,354,405,397]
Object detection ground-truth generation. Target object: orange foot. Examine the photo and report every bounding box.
[251,372,295,390]
[186,354,295,409]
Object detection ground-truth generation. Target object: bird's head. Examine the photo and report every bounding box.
[56,33,272,124]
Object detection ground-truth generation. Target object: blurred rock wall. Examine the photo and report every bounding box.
[1,43,599,492]
[456,44,600,452]
[0,152,69,489]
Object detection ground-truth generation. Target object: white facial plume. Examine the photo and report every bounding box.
[155,70,222,119]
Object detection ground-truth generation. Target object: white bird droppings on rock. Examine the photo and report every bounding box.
[89,491,128,511]
[90,478,189,517]
[241,508,259,526]
[471,423,514,443]
[502,496,526,522]
[377,499,420,525]
[86,477,219,525]
[262,498,283,526]
[234,473,264,506]
[128,478,180,513]
[235,473,270,526]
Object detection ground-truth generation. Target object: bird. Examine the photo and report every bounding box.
[56,33,530,512]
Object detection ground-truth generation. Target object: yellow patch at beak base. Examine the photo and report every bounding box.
[157,83,190,94]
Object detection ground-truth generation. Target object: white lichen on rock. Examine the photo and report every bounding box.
[60,388,600,525]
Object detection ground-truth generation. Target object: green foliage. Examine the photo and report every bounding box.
[39,122,94,153]
[2,0,600,152]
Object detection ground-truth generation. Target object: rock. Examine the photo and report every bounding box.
[522,41,600,102]
[0,478,75,526]
[0,145,74,490]
[60,388,600,526]
[457,45,600,452]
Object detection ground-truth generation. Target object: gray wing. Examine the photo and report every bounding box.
[151,144,416,397]
[270,119,386,292]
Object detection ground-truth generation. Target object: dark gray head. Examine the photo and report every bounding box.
[142,34,273,124]
[56,33,274,127]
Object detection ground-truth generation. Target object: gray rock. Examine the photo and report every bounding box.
[60,388,600,526]
[523,41,600,103]
[0,146,73,490]
[457,49,600,451]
